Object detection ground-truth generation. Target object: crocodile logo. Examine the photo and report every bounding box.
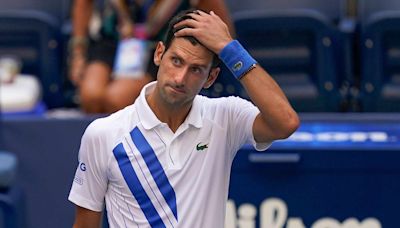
[196,142,208,151]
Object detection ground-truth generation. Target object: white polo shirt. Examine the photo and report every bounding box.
[69,81,270,228]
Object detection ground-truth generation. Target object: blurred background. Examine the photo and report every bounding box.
[0,0,399,227]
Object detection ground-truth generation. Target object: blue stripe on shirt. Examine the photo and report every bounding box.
[130,127,178,220]
[113,143,166,228]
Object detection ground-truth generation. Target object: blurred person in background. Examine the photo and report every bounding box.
[68,0,234,113]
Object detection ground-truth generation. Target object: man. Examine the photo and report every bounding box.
[69,9,299,228]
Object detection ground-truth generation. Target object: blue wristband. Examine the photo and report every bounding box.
[219,40,257,79]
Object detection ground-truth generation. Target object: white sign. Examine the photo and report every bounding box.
[225,198,382,228]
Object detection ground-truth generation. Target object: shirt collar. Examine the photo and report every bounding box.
[185,95,203,129]
[136,81,203,130]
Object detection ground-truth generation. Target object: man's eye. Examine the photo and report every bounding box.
[191,67,202,74]
[172,57,181,65]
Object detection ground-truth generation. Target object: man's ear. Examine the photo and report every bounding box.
[203,67,220,89]
[154,41,165,66]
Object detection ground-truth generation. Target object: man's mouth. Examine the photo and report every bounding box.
[170,85,185,94]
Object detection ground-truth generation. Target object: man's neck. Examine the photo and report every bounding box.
[146,92,192,133]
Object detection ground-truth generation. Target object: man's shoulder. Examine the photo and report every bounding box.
[196,95,251,108]
[84,105,136,138]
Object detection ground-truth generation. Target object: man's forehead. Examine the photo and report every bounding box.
[167,38,213,65]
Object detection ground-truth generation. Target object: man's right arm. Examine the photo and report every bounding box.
[73,206,102,228]
[70,120,109,228]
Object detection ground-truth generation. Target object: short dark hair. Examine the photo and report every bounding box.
[163,9,221,68]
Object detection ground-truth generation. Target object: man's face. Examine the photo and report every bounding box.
[153,37,219,107]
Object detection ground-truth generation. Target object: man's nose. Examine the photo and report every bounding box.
[174,67,189,85]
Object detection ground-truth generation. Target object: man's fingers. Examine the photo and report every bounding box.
[186,10,215,24]
[209,10,218,18]
[195,10,208,16]
[189,11,216,23]
[174,10,217,30]
[174,18,198,29]
[174,27,195,37]
[186,12,203,21]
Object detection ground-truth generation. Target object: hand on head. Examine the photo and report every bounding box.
[173,10,233,54]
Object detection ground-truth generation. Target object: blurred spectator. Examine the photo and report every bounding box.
[69,0,234,113]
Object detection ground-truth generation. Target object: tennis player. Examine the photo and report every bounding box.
[69,9,299,228]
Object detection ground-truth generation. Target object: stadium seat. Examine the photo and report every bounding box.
[2,0,71,24]
[230,9,343,112]
[0,10,64,109]
[358,0,400,22]
[360,11,400,112]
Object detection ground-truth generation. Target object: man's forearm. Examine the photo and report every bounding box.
[240,63,300,142]
[217,38,299,141]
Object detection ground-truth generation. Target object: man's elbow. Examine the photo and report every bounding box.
[276,113,300,139]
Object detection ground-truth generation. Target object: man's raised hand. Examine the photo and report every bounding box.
[173,10,233,54]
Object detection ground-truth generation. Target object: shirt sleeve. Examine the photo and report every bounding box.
[226,96,272,156]
[68,120,109,212]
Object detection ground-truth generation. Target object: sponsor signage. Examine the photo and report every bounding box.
[270,123,400,150]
